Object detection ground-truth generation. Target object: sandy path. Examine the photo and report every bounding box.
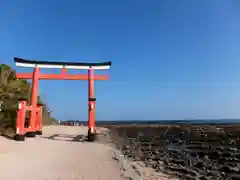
[0,126,125,180]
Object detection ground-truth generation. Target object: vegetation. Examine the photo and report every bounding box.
[0,64,57,135]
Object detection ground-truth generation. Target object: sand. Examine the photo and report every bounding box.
[0,125,125,180]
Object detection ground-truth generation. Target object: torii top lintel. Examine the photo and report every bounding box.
[14,57,112,70]
[14,57,112,80]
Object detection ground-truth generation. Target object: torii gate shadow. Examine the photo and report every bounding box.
[44,134,87,142]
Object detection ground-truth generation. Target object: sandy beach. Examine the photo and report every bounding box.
[0,126,125,180]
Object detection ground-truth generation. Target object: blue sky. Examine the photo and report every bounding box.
[1,0,240,120]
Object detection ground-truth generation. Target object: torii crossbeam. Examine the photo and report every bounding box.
[14,57,112,141]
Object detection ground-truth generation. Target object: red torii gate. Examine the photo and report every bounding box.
[14,57,111,141]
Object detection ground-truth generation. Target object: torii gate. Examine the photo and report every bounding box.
[14,57,111,141]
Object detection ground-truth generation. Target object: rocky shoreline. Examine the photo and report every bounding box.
[107,124,240,180]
